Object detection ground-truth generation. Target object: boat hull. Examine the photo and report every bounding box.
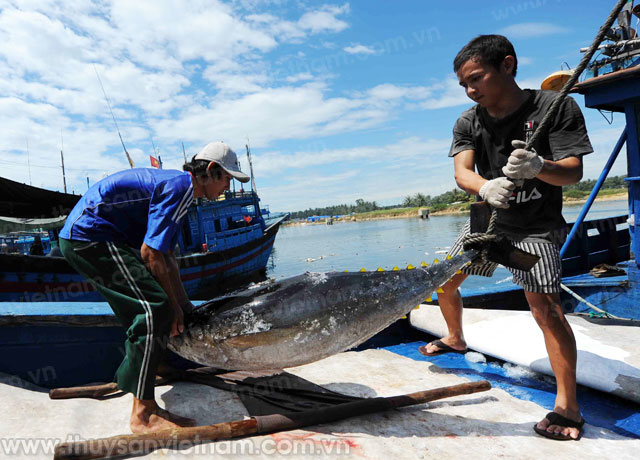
[0,221,282,302]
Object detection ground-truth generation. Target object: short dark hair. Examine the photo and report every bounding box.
[183,156,222,178]
[453,35,517,76]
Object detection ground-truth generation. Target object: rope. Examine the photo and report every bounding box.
[560,283,624,319]
[525,0,628,151]
[463,210,499,266]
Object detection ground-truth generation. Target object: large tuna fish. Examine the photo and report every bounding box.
[169,250,477,370]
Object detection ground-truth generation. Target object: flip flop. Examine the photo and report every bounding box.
[533,411,585,441]
[418,339,468,357]
[589,263,626,278]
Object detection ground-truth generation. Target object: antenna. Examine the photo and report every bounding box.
[245,137,257,193]
[182,142,188,164]
[94,65,135,168]
[60,129,67,193]
[151,138,158,157]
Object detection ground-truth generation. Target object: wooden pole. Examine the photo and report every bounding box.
[49,382,119,400]
[53,380,490,460]
[49,376,174,400]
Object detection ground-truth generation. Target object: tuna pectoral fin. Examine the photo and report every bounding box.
[224,328,298,350]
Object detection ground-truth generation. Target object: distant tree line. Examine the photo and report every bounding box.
[563,175,627,191]
[288,176,628,218]
[401,189,473,208]
[289,198,382,220]
[563,175,627,199]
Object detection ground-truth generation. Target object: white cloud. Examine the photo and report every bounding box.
[0,0,467,205]
[150,77,472,151]
[203,69,268,94]
[581,123,629,180]
[254,136,450,175]
[344,44,376,55]
[246,3,349,42]
[256,136,457,211]
[516,74,546,90]
[298,4,349,34]
[367,83,431,102]
[498,22,570,39]
[285,72,314,83]
[152,83,375,148]
[110,0,278,62]
[416,77,472,110]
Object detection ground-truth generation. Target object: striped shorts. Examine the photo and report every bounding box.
[447,220,563,294]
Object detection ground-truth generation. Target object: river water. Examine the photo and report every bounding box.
[266,199,629,291]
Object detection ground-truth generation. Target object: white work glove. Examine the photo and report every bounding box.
[502,140,545,180]
[479,177,515,209]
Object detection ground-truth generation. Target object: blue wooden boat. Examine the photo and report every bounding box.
[0,175,286,302]
[0,175,286,388]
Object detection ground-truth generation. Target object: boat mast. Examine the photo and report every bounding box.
[60,130,67,193]
[94,65,135,168]
[245,139,257,193]
[151,138,162,169]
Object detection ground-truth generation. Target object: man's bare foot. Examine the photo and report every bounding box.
[131,399,196,433]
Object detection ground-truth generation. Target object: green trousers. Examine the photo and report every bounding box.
[60,238,173,400]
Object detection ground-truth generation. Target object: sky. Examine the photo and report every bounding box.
[0,0,631,212]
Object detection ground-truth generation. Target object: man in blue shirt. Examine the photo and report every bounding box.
[60,141,249,433]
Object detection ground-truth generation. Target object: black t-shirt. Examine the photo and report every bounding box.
[449,89,593,239]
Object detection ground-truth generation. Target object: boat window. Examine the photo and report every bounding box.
[617,223,629,231]
[181,220,192,248]
[214,219,222,233]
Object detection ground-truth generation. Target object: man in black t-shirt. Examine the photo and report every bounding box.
[419,35,591,441]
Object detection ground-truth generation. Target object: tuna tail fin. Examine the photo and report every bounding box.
[464,201,540,272]
[464,236,540,271]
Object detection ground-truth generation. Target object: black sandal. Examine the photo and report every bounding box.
[418,340,468,357]
[533,411,584,441]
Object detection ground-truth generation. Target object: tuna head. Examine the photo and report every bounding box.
[169,251,475,370]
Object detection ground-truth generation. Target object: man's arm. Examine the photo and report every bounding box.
[453,149,486,195]
[454,149,515,209]
[504,140,583,186]
[537,156,583,186]
[164,249,194,314]
[140,243,184,337]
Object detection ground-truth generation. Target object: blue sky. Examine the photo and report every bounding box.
[0,0,630,212]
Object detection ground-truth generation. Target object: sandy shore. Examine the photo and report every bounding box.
[563,191,627,205]
[284,191,628,226]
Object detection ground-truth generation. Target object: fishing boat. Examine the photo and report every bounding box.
[0,175,286,302]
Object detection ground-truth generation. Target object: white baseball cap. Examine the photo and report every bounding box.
[194,141,250,183]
